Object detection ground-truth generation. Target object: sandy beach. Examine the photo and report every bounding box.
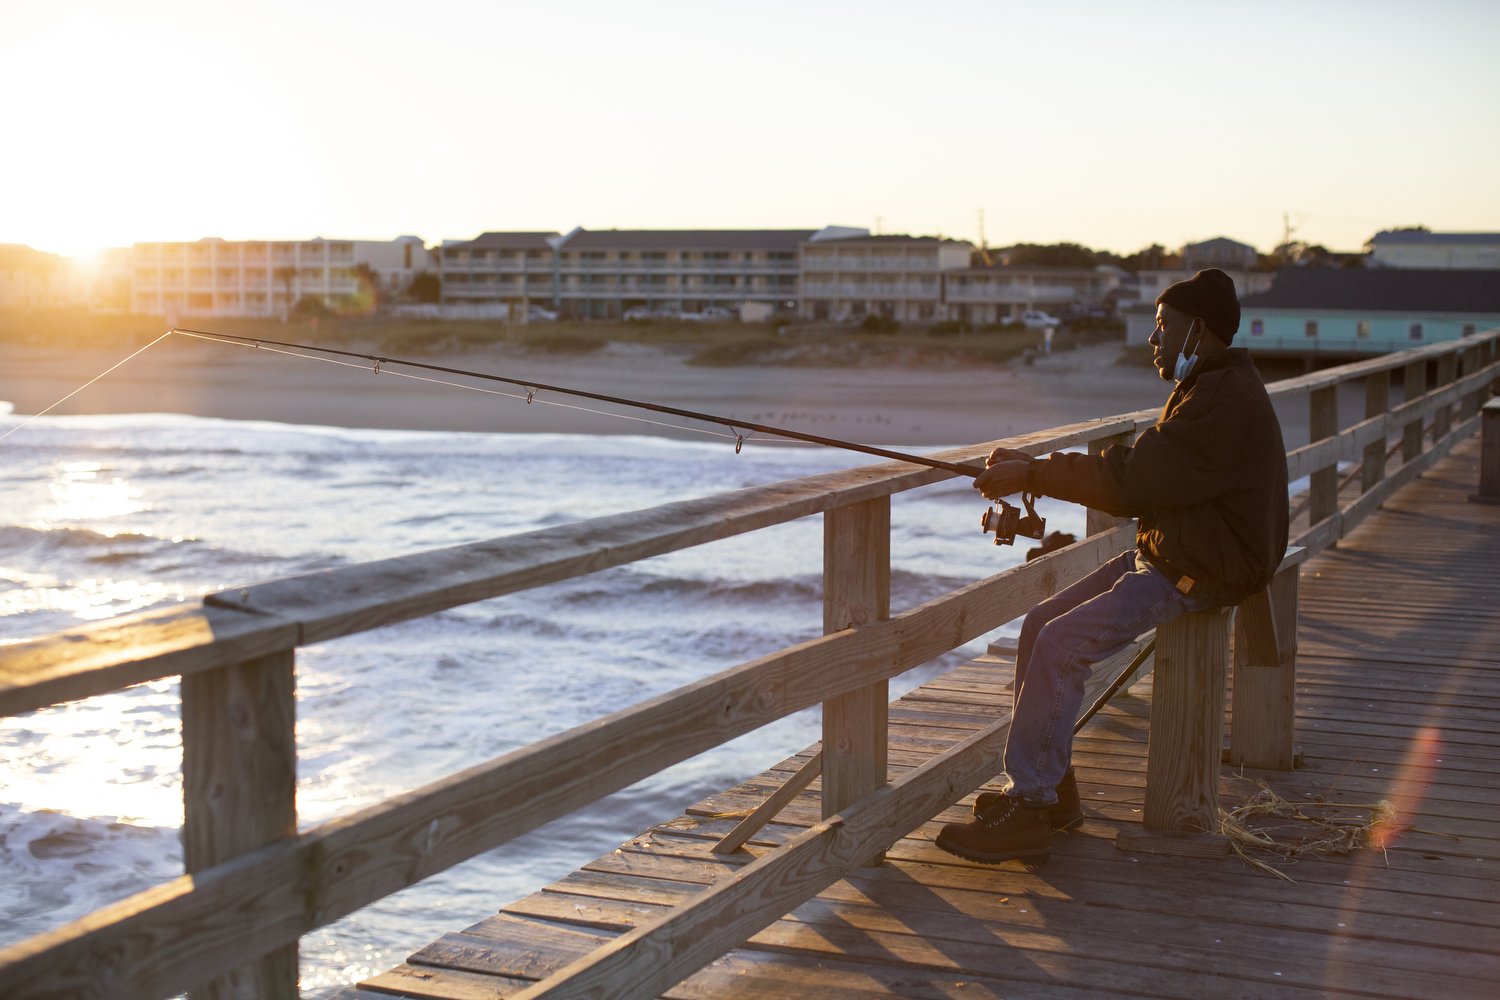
[1,335,1178,449]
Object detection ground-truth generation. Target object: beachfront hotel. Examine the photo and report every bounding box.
[436,232,561,317]
[798,233,975,324]
[438,228,821,320]
[128,236,430,319]
[52,227,1500,356]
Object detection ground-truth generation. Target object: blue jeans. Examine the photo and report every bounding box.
[1001,549,1210,805]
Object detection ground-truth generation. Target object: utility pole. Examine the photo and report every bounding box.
[1281,211,1303,265]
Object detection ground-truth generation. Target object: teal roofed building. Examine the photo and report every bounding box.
[1238,268,1500,357]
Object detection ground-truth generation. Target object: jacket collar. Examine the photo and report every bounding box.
[1162,348,1254,416]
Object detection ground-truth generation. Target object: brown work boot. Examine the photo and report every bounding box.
[936,792,1050,864]
[973,767,1084,831]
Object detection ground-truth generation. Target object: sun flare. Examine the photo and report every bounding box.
[48,461,144,522]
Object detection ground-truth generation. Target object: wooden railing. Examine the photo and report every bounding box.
[2,330,1497,999]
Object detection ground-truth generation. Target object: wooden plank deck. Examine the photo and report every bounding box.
[339,437,1499,1000]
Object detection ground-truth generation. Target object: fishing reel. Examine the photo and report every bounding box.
[980,491,1046,547]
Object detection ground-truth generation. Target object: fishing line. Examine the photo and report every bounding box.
[0,330,176,443]
[169,327,983,476]
[232,337,740,443]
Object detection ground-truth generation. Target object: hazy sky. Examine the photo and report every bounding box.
[3,0,1497,259]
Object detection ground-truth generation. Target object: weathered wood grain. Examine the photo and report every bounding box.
[821,497,890,825]
[1231,562,1301,769]
[180,649,298,1000]
[0,602,297,717]
[500,638,1162,999]
[1135,607,1232,838]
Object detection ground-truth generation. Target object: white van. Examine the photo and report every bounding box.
[1013,310,1062,329]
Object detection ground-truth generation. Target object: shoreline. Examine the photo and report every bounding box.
[0,339,1171,448]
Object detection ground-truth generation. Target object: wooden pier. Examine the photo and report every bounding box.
[339,434,1500,1000]
[2,332,1497,999]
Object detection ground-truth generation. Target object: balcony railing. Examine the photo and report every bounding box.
[801,282,939,297]
[947,286,1076,304]
[801,256,939,272]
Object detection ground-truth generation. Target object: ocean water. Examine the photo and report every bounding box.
[0,405,1079,993]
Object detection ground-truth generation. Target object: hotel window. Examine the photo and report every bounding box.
[1409,323,1424,340]
[1356,320,1371,339]
[1304,320,1318,338]
[1250,319,1264,336]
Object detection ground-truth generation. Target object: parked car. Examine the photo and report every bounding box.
[699,306,733,321]
[1010,310,1062,329]
[525,305,558,322]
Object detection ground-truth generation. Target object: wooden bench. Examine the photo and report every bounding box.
[1115,547,1307,857]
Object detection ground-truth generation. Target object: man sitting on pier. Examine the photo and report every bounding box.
[936,267,1290,864]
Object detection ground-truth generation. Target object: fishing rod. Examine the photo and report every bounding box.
[170,327,986,478]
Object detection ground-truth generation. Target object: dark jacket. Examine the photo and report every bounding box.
[1030,349,1289,607]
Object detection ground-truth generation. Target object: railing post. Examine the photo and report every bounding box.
[1362,369,1390,496]
[1403,357,1427,463]
[1459,344,1484,421]
[1230,558,1302,769]
[1471,398,1500,505]
[822,498,891,832]
[1309,385,1339,528]
[1087,431,1134,536]
[1434,351,1458,442]
[181,648,299,1000]
[1115,607,1232,858]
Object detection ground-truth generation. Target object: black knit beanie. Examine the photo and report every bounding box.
[1156,267,1240,342]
